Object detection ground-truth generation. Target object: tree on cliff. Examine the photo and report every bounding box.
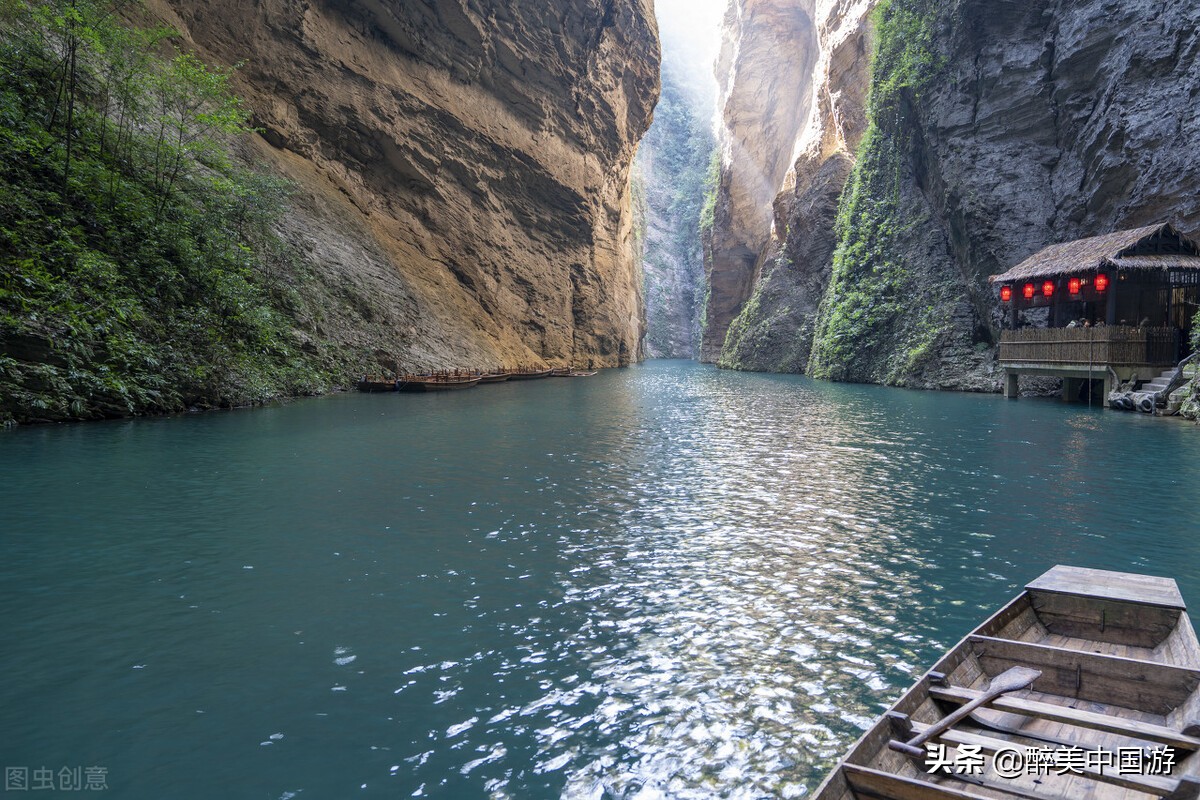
[0,0,349,423]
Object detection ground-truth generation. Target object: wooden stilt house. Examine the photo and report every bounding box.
[990,223,1200,401]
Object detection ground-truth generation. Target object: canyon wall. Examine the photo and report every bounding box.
[637,60,715,359]
[699,0,824,362]
[150,0,661,372]
[714,0,1200,389]
[716,0,874,372]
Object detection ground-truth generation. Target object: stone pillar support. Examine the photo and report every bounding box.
[1004,371,1019,399]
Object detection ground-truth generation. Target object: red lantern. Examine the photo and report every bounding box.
[1023,283,1035,299]
[1000,285,1013,302]
[1068,277,1081,295]
[1095,273,1109,292]
[1042,280,1054,298]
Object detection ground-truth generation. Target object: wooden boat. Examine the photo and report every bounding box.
[356,378,396,392]
[567,370,597,377]
[549,367,572,377]
[507,368,552,381]
[396,375,481,392]
[815,565,1200,800]
[477,373,509,383]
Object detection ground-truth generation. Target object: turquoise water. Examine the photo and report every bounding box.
[2,360,1199,799]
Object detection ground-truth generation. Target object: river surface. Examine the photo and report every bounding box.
[2,360,1199,799]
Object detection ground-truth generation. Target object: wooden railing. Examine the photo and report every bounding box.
[999,326,1180,367]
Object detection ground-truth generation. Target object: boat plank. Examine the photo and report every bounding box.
[994,608,1043,643]
[1022,688,1169,726]
[1026,566,1184,610]
[1039,633,1157,663]
[1158,616,1200,666]
[1160,628,1181,665]
[1029,593,1181,648]
[1167,619,1200,733]
[929,685,1200,749]
[910,721,1179,796]
[842,764,1000,800]
[969,635,1200,714]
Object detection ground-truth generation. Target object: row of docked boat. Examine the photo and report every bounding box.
[356,366,597,393]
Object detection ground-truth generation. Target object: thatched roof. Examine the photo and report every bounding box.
[989,222,1200,284]
[1109,254,1197,269]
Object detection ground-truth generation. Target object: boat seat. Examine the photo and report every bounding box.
[908,720,1200,799]
[967,635,1200,715]
[846,761,1200,800]
[929,683,1200,750]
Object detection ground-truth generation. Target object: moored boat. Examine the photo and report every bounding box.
[397,375,481,392]
[477,373,509,383]
[814,565,1200,800]
[549,367,572,377]
[567,370,597,377]
[507,368,552,381]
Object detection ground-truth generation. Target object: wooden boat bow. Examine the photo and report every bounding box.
[815,565,1200,800]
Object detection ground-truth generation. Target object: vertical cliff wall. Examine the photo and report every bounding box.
[637,59,715,359]
[717,0,874,372]
[809,0,1200,388]
[715,0,1200,388]
[699,0,821,362]
[149,0,660,371]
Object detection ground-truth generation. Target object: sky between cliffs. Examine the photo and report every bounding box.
[654,0,726,120]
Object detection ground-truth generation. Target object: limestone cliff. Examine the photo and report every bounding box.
[717,0,874,372]
[700,0,825,362]
[149,0,660,372]
[714,0,1200,388]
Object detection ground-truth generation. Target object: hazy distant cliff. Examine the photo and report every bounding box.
[637,60,714,359]
[152,0,661,370]
[713,0,1200,389]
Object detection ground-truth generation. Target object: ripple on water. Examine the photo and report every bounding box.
[388,372,975,798]
[3,363,1200,799]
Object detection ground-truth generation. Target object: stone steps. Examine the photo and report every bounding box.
[1142,368,1181,390]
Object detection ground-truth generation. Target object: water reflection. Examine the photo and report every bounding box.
[524,372,956,798]
[1,362,1199,799]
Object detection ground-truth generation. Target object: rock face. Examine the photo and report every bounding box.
[700,0,826,362]
[637,60,714,359]
[716,0,1200,389]
[717,0,874,372]
[147,0,660,371]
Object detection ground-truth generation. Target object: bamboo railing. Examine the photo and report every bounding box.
[999,326,1180,367]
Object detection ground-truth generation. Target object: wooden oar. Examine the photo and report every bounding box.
[888,666,1042,758]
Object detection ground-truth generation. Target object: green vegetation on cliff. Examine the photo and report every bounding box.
[698,149,720,235]
[718,250,818,374]
[807,0,949,384]
[0,0,356,424]
[1184,310,1200,420]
